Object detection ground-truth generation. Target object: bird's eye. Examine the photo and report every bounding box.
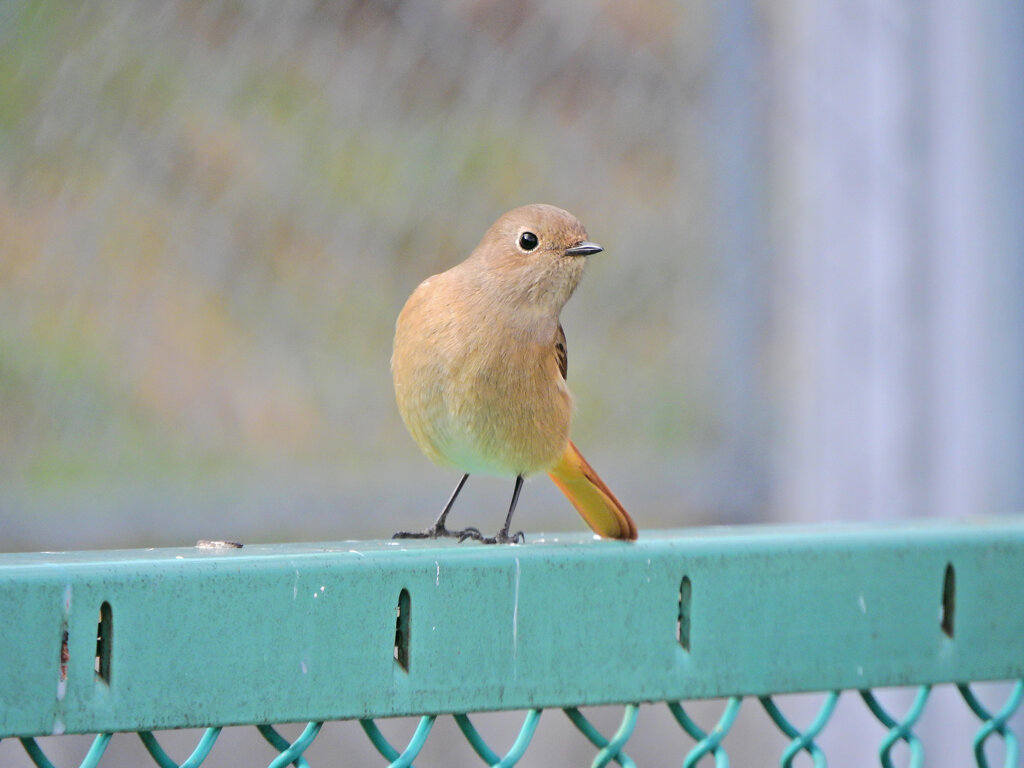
[518,231,539,251]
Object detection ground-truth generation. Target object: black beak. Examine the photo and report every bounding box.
[565,241,603,257]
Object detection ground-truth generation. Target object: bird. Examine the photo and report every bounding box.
[391,203,637,544]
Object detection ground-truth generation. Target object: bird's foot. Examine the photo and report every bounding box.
[455,527,484,542]
[393,526,524,544]
[458,528,525,545]
[501,530,526,545]
[393,524,463,540]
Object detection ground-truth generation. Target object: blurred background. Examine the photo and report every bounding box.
[1,0,1022,765]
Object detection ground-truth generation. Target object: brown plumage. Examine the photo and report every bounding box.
[392,204,636,543]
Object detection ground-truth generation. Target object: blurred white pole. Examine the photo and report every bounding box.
[929,0,1024,521]
[771,1,928,524]
[772,0,1024,521]
[710,0,771,522]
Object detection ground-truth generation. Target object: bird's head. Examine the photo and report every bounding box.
[469,203,603,315]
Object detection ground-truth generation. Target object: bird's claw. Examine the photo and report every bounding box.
[466,529,525,545]
[393,524,462,540]
[392,530,429,539]
[393,526,524,545]
[455,527,483,542]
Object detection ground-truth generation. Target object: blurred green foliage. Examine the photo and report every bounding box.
[0,0,717,546]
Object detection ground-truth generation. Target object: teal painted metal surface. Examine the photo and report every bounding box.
[2,519,1024,740]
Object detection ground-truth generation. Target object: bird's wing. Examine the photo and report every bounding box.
[555,322,568,381]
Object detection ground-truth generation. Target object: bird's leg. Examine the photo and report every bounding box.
[497,475,527,543]
[393,474,470,539]
[466,475,525,544]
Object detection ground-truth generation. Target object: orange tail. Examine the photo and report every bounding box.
[548,440,637,540]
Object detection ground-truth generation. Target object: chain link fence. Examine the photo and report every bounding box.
[3,523,1024,767]
[6,687,1023,768]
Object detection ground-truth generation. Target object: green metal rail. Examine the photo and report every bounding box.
[2,519,1023,766]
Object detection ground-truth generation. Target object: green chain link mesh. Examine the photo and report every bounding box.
[6,683,1022,768]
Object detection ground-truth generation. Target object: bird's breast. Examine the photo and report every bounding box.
[393,285,571,477]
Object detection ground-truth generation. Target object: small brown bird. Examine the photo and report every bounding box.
[392,204,637,543]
